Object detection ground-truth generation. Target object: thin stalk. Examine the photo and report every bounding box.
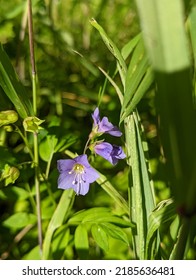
[27,0,42,256]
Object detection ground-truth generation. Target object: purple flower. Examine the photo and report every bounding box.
[92,107,122,137]
[94,142,126,165]
[57,154,99,195]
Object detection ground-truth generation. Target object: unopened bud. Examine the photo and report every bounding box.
[23,116,45,133]
[1,164,20,186]
[0,110,18,127]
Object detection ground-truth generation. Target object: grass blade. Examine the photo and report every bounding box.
[124,111,156,259]
[90,18,127,86]
[0,44,33,118]
[42,189,75,259]
[146,199,176,259]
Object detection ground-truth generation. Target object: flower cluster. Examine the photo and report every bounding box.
[90,107,126,164]
[57,107,126,195]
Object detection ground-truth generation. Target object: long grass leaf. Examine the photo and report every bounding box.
[146,199,176,259]
[98,66,123,104]
[124,112,156,259]
[0,44,33,118]
[97,172,129,215]
[42,189,75,259]
[90,18,127,86]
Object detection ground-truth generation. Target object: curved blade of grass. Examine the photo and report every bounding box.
[121,66,154,122]
[121,33,141,61]
[90,18,127,86]
[0,44,33,118]
[98,66,123,105]
[146,199,176,259]
[42,189,75,259]
[97,172,129,215]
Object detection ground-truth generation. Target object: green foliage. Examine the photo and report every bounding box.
[0,44,33,118]
[0,0,196,261]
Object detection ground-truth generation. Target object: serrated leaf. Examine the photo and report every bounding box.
[91,223,109,251]
[0,44,33,118]
[3,212,37,228]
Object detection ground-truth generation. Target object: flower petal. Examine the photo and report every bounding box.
[99,117,122,137]
[94,142,113,163]
[72,181,90,196]
[85,166,100,183]
[57,154,99,195]
[58,171,75,190]
[57,159,74,172]
[75,154,90,168]
[92,107,100,126]
[110,145,126,165]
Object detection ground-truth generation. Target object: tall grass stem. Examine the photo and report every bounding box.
[27,0,42,256]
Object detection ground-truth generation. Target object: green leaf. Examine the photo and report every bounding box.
[121,33,141,61]
[0,44,33,118]
[3,212,37,228]
[146,199,176,259]
[91,223,109,251]
[83,213,133,228]
[23,245,40,260]
[124,111,156,259]
[98,66,123,105]
[52,226,70,257]
[0,186,30,200]
[74,224,89,259]
[101,222,129,245]
[120,39,153,122]
[68,207,110,225]
[39,133,77,162]
[42,189,75,260]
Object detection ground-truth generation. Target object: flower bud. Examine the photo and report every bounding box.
[23,116,45,133]
[1,164,20,186]
[0,110,18,127]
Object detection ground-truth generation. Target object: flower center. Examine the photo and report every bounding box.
[69,163,86,195]
[73,163,85,174]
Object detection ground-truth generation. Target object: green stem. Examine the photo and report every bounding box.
[34,132,42,255]
[15,126,34,160]
[28,0,42,257]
